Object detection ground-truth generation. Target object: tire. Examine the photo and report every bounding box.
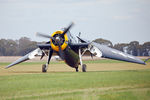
[42,64,47,72]
[82,64,87,72]
[75,67,79,72]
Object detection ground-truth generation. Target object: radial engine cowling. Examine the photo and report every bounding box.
[50,30,68,52]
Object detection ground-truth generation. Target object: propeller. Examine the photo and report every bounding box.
[36,22,74,60]
[58,42,64,60]
[62,22,74,36]
[36,32,55,40]
[58,22,74,59]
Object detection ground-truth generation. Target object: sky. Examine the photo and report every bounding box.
[0,0,150,45]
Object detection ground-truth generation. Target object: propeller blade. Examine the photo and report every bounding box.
[58,43,64,60]
[36,32,54,40]
[62,22,74,36]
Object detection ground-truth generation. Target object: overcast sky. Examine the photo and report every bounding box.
[0,0,150,44]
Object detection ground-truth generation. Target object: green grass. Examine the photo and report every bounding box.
[99,90,150,100]
[0,70,150,100]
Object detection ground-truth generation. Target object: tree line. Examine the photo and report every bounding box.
[0,37,150,56]
[0,37,37,56]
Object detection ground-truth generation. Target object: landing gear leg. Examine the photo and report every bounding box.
[79,48,87,72]
[42,49,53,73]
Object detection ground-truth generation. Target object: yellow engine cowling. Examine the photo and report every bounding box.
[50,30,68,52]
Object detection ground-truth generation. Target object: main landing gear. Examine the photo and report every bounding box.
[75,67,79,72]
[42,49,53,73]
[78,48,87,72]
[75,64,86,72]
[82,64,87,72]
[42,64,48,72]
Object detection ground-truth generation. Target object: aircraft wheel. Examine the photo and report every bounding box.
[82,64,87,72]
[42,64,47,72]
[75,67,79,72]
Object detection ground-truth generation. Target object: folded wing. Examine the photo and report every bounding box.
[89,42,145,65]
[5,48,43,68]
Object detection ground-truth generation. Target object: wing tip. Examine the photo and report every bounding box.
[5,64,13,69]
[142,62,146,65]
[5,67,9,69]
[138,60,146,65]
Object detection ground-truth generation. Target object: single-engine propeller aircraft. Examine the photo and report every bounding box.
[6,22,146,72]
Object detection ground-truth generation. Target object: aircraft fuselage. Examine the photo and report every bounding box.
[62,46,79,68]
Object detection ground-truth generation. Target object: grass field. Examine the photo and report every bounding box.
[0,58,150,100]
